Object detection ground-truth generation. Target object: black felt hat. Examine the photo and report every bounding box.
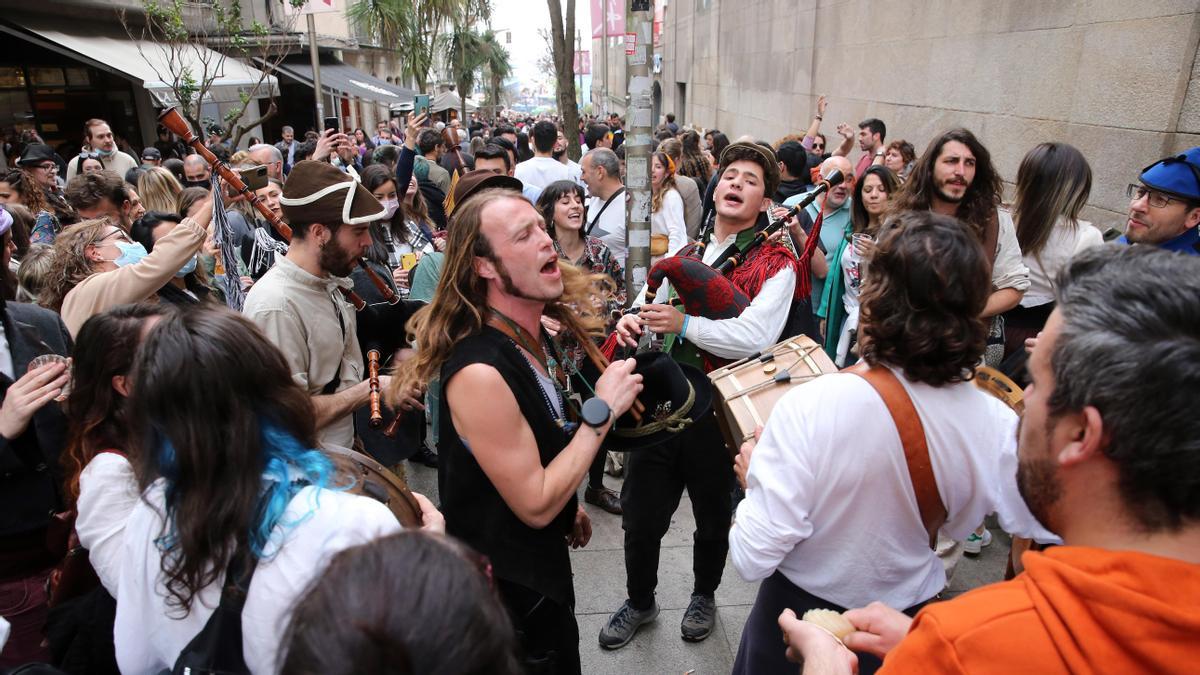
[17,143,58,167]
[606,352,713,452]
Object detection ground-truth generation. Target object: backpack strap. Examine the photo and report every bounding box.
[171,541,259,675]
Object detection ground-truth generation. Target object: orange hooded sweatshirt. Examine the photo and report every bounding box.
[880,546,1200,674]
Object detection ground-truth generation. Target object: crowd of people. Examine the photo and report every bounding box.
[0,89,1197,675]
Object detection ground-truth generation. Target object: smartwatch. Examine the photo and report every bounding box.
[581,397,613,429]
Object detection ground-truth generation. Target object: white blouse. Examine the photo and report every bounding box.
[75,452,139,596]
[1020,217,1104,307]
[115,481,401,675]
[650,188,689,265]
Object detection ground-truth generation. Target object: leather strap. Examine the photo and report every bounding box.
[846,363,946,550]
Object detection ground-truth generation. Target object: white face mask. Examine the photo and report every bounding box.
[382,198,400,220]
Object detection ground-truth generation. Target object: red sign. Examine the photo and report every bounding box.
[625,32,637,55]
[591,0,625,39]
[574,50,591,75]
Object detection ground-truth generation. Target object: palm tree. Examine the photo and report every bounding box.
[480,30,512,118]
[348,0,464,92]
[448,27,487,124]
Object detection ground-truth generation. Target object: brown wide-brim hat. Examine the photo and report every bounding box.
[449,169,523,215]
[280,160,387,227]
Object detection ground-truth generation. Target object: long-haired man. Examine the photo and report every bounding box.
[392,188,643,674]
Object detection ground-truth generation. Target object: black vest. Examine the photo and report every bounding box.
[439,327,578,607]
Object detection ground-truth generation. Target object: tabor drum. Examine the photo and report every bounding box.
[325,445,423,528]
[708,336,838,456]
[974,366,1025,416]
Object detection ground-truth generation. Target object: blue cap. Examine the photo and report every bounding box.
[1140,147,1200,201]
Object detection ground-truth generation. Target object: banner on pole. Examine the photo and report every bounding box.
[591,0,625,39]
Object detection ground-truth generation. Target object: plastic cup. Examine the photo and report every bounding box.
[27,354,71,402]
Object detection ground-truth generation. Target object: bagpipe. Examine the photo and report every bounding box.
[601,168,846,361]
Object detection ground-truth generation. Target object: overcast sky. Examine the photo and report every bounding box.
[487,0,592,88]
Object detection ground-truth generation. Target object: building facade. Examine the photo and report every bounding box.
[654,0,1200,231]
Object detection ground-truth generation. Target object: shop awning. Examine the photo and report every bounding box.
[273,59,415,107]
[430,90,477,113]
[1,21,275,106]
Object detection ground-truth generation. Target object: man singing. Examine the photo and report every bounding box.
[392,187,643,674]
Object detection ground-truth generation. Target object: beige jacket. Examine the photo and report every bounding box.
[61,218,207,337]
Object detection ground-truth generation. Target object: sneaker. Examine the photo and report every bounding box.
[599,600,659,650]
[963,529,993,556]
[680,594,716,642]
[584,486,622,515]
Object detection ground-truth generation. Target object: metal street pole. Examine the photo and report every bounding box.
[602,0,609,114]
[623,0,653,296]
[307,12,324,127]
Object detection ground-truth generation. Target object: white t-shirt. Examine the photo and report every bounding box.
[115,481,401,675]
[587,190,628,266]
[1021,217,1103,307]
[514,156,574,190]
[76,452,139,596]
[835,245,865,365]
[730,368,1058,610]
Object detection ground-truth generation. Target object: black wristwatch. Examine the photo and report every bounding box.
[581,397,613,429]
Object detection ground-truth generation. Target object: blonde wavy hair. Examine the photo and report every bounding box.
[40,217,115,312]
[389,189,613,402]
[137,167,183,215]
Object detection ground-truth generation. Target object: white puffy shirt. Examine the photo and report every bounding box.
[730,368,1058,610]
[75,452,139,596]
[115,481,401,675]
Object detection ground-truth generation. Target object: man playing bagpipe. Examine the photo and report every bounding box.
[600,142,813,648]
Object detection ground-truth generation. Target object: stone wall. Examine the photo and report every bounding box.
[658,0,1200,231]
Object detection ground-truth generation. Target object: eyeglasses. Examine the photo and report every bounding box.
[92,229,132,246]
[1127,184,1188,209]
[34,163,57,171]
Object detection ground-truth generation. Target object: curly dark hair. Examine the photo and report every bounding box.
[890,128,1002,243]
[858,210,989,386]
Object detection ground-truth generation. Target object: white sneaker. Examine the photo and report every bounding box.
[963,529,993,555]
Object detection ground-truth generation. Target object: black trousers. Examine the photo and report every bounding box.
[732,571,931,675]
[497,579,581,675]
[620,412,733,608]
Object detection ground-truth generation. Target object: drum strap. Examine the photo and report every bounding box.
[846,363,946,550]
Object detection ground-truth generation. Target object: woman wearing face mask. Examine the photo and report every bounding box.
[39,195,213,336]
[129,212,214,306]
[817,165,899,365]
[360,164,440,294]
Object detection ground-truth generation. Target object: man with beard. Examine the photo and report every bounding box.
[64,118,139,183]
[554,128,583,185]
[777,244,1200,674]
[728,211,1057,675]
[242,160,391,449]
[392,188,643,673]
[182,154,211,188]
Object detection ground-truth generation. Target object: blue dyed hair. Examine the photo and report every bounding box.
[156,420,337,560]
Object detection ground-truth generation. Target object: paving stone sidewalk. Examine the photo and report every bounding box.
[405,464,1010,675]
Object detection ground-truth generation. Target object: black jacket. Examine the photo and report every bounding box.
[0,302,72,554]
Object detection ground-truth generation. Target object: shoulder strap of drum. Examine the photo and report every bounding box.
[846,363,946,550]
[586,187,624,236]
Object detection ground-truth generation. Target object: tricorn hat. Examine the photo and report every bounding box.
[280,160,387,228]
[605,352,713,452]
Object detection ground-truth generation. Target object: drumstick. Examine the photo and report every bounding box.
[578,332,645,423]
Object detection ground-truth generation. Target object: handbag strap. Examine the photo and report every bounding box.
[586,187,624,236]
[846,363,946,550]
